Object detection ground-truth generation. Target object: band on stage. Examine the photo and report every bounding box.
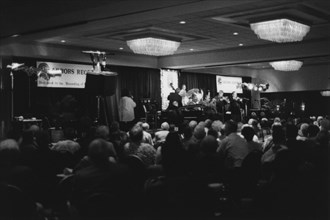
[167,84,247,123]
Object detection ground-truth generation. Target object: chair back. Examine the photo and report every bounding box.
[0,183,38,220]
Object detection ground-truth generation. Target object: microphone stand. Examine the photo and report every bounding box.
[10,71,14,120]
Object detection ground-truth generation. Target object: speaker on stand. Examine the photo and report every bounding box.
[85,74,117,126]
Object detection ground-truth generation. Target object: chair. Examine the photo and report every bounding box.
[241,150,263,197]
[0,183,39,220]
[79,192,120,220]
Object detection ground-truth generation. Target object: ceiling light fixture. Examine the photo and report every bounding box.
[126,37,181,56]
[320,90,330,97]
[250,19,310,43]
[179,21,186,24]
[269,60,303,71]
[233,32,238,35]
[239,43,243,46]
[60,40,66,43]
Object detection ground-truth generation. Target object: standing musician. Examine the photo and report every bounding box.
[228,91,243,122]
[202,90,217,117]
[214,90,229,121]
[167,84,183,125]
[167,85,182,110]
[178,84,189,106]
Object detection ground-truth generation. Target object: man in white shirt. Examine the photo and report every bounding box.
[119,89,136,131]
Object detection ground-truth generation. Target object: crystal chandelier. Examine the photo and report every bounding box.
[269,60,303,71]
[127,37,181,56]
[250,19,310,43]
[320,91,330,97]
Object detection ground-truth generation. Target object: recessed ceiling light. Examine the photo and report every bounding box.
[233,32,238,35]
[60,40,66,43]
[190,48,194,51]
[11,34,20,38]
[239,43,243,46]
[119,47,124,50]
[179,21,186,24]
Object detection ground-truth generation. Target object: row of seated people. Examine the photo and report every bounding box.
[0,115,329,220]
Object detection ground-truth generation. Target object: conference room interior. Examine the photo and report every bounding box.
[0,1,329,220]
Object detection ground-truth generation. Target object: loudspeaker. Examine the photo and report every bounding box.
[85,74,117,96]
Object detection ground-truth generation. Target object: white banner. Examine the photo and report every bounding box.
[216,75,243,94]
[37,61,92,88]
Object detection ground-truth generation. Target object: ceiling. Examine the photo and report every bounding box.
[1,0,330,72]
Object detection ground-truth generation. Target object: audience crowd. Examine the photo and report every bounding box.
[0,114,329,220]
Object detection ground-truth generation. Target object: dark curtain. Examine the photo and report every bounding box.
[179,71,217,98]
[3,56,161,128]
[106,66,161,123]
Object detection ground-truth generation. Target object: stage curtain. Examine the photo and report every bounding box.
[179,71,217,98]
[106,66,161,122]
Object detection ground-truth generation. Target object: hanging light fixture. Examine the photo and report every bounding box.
[250,19,310,43]
[320,90,330,97]
[269,60,303,71]
[126,37,181,56]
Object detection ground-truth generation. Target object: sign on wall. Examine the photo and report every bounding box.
[37,61,92,88]
[216,75,243,94]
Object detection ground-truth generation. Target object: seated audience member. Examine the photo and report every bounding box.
[51,127,81,169]
[0,139,41,205]
[185,124,206,156]
[161,132,190,177]
[74,140,117,172]
[241,126,262,153]
[181,125,193,150]
[109,121,128,161]
[204,119,213,134]
[196,135,222,182]
[19,129,38,154]
[142,122,154,146]
[248,118,262,139]
[296,123,309,141]
[260,118,271,141]
[154,122,170,145]
[95,125,110,140]
[217,120,249,170]
[124,124,156,167]
[306,124,320,140]
[71,139,130,216]
[188,120,198,131]
[261,125,287,164]
[316,118,330,145]
[211,120,225,140]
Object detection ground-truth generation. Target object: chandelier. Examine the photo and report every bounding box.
[126,37,181,56]
[320,91,330,97]
[250,19,310,43]
[269,60,303,71]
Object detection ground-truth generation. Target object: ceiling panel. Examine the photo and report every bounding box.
[1,0,330,69]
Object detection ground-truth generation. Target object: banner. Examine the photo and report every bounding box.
[216,75,243,94]
[37,61,92,88]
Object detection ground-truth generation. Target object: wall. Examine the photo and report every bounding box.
[256,63,330,92]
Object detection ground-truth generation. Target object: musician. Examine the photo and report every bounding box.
[179,84,189,106]
[167,88,183,125]
[228,91,243,122]
[179,84,187,97]
[214,90,229,115]
[202,90,217,117]
[167,88,182,110]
